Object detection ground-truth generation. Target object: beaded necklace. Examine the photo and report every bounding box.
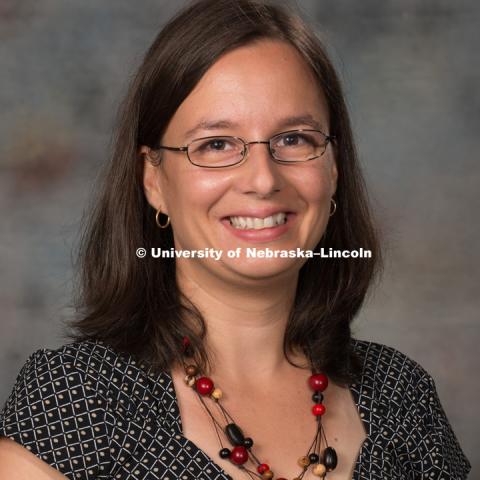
[181,337,338,479]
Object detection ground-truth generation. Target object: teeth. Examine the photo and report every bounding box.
[263,216,274,228]
[229,213,288,230]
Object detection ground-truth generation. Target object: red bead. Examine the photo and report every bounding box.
[312,403,326,416]
[182,336,191,350]
[257,463,270,474]
[230,446,249,465]
[308,373,328,392]
[195,377,214,395]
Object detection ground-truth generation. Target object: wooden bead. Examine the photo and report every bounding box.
[312,392,324,403]
[184,375,195,387]
[261,470,274,479]
[312,463,327,477]
[185,364,198,376]
[182,336,191,351]
[324,446,338,471]
[243,437,254,448]
[308,373,328,392]
[230,445,249,465]
[211,388,223,400]
[219,448,231,459]
[297,455,310,467]
[182,337,194,357]
[309,453,320,463]
[225,423,245,446]
[257,463,269,474]
[195,376,214,395]
[312,403,326,416]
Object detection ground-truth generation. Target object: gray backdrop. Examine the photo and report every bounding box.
[1,0,478,476]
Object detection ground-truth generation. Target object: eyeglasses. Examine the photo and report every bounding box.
[153,129,335,168]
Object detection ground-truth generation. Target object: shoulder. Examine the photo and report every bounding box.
[1,339,172,407]
[351,337,431,385]
[1,339,175,422]
[1,340,136,417]
[0,340,176,478]
[349,338,435,421]
[350,338,471,478]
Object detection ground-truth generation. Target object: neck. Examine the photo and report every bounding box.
[176,261,308,385]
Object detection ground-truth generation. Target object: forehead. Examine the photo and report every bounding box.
[166,39,329,139]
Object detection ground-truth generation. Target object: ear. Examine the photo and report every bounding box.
[140,146,168,214]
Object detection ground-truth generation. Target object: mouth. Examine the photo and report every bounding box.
[227,212,289,230]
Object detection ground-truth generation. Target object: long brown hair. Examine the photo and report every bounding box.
[71,0,381,384]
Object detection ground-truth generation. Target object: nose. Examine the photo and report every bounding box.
[238,141,285,198]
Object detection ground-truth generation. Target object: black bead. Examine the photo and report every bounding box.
[309,453,320,464]
[324,446,338,471]
[225,423,245,446]
[243,437,254,448]
[312,392,324,403]
[219,448,231,459]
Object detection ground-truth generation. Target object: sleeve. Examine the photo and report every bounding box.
[0,348,111,480]
[416,372,471,479]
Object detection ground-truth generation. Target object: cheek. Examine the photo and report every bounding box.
[291,162,335,204]
[163,169,231,219]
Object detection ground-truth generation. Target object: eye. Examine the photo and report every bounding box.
[273,132,317,148]
[197,138,235,152]
[280,133,304,146]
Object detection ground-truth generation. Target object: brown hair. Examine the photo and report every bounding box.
[71,0,381,384]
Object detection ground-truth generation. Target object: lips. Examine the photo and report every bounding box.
[220,210,296,243]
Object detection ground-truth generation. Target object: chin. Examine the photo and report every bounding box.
[223,255,304,282]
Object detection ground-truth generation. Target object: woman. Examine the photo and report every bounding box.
[0,0,471,479]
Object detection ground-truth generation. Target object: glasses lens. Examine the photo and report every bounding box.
[188,136,245,167]
[270,130,328,162]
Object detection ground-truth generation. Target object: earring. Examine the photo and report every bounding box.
[329,198,337,217]
[155,209,171,228]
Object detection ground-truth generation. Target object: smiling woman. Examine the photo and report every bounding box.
[0,0,471,479]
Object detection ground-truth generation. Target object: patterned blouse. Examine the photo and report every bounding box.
[0,339,471,479]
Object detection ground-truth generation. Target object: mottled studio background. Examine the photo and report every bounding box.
[1,0,478,475]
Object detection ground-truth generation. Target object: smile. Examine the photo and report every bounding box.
[229,213,287,230]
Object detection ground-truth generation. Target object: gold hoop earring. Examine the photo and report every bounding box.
[155,209,170,228]
[329,199,337,217]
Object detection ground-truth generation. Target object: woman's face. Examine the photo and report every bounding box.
[143,39,337,284]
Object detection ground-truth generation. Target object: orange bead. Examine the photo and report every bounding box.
[185,364,198,376]
[297,455,310,467]
[262,470,274,479]
[210,388,223,400]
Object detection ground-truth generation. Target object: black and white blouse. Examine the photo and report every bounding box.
[0,339,471,479]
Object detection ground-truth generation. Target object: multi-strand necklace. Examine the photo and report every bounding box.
[181,337,338,479]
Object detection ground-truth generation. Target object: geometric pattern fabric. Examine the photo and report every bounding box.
[0,339,471,479]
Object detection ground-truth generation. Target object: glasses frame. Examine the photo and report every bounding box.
[154,129,336,169]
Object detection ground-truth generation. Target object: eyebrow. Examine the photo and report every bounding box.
[184,114,324,139]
